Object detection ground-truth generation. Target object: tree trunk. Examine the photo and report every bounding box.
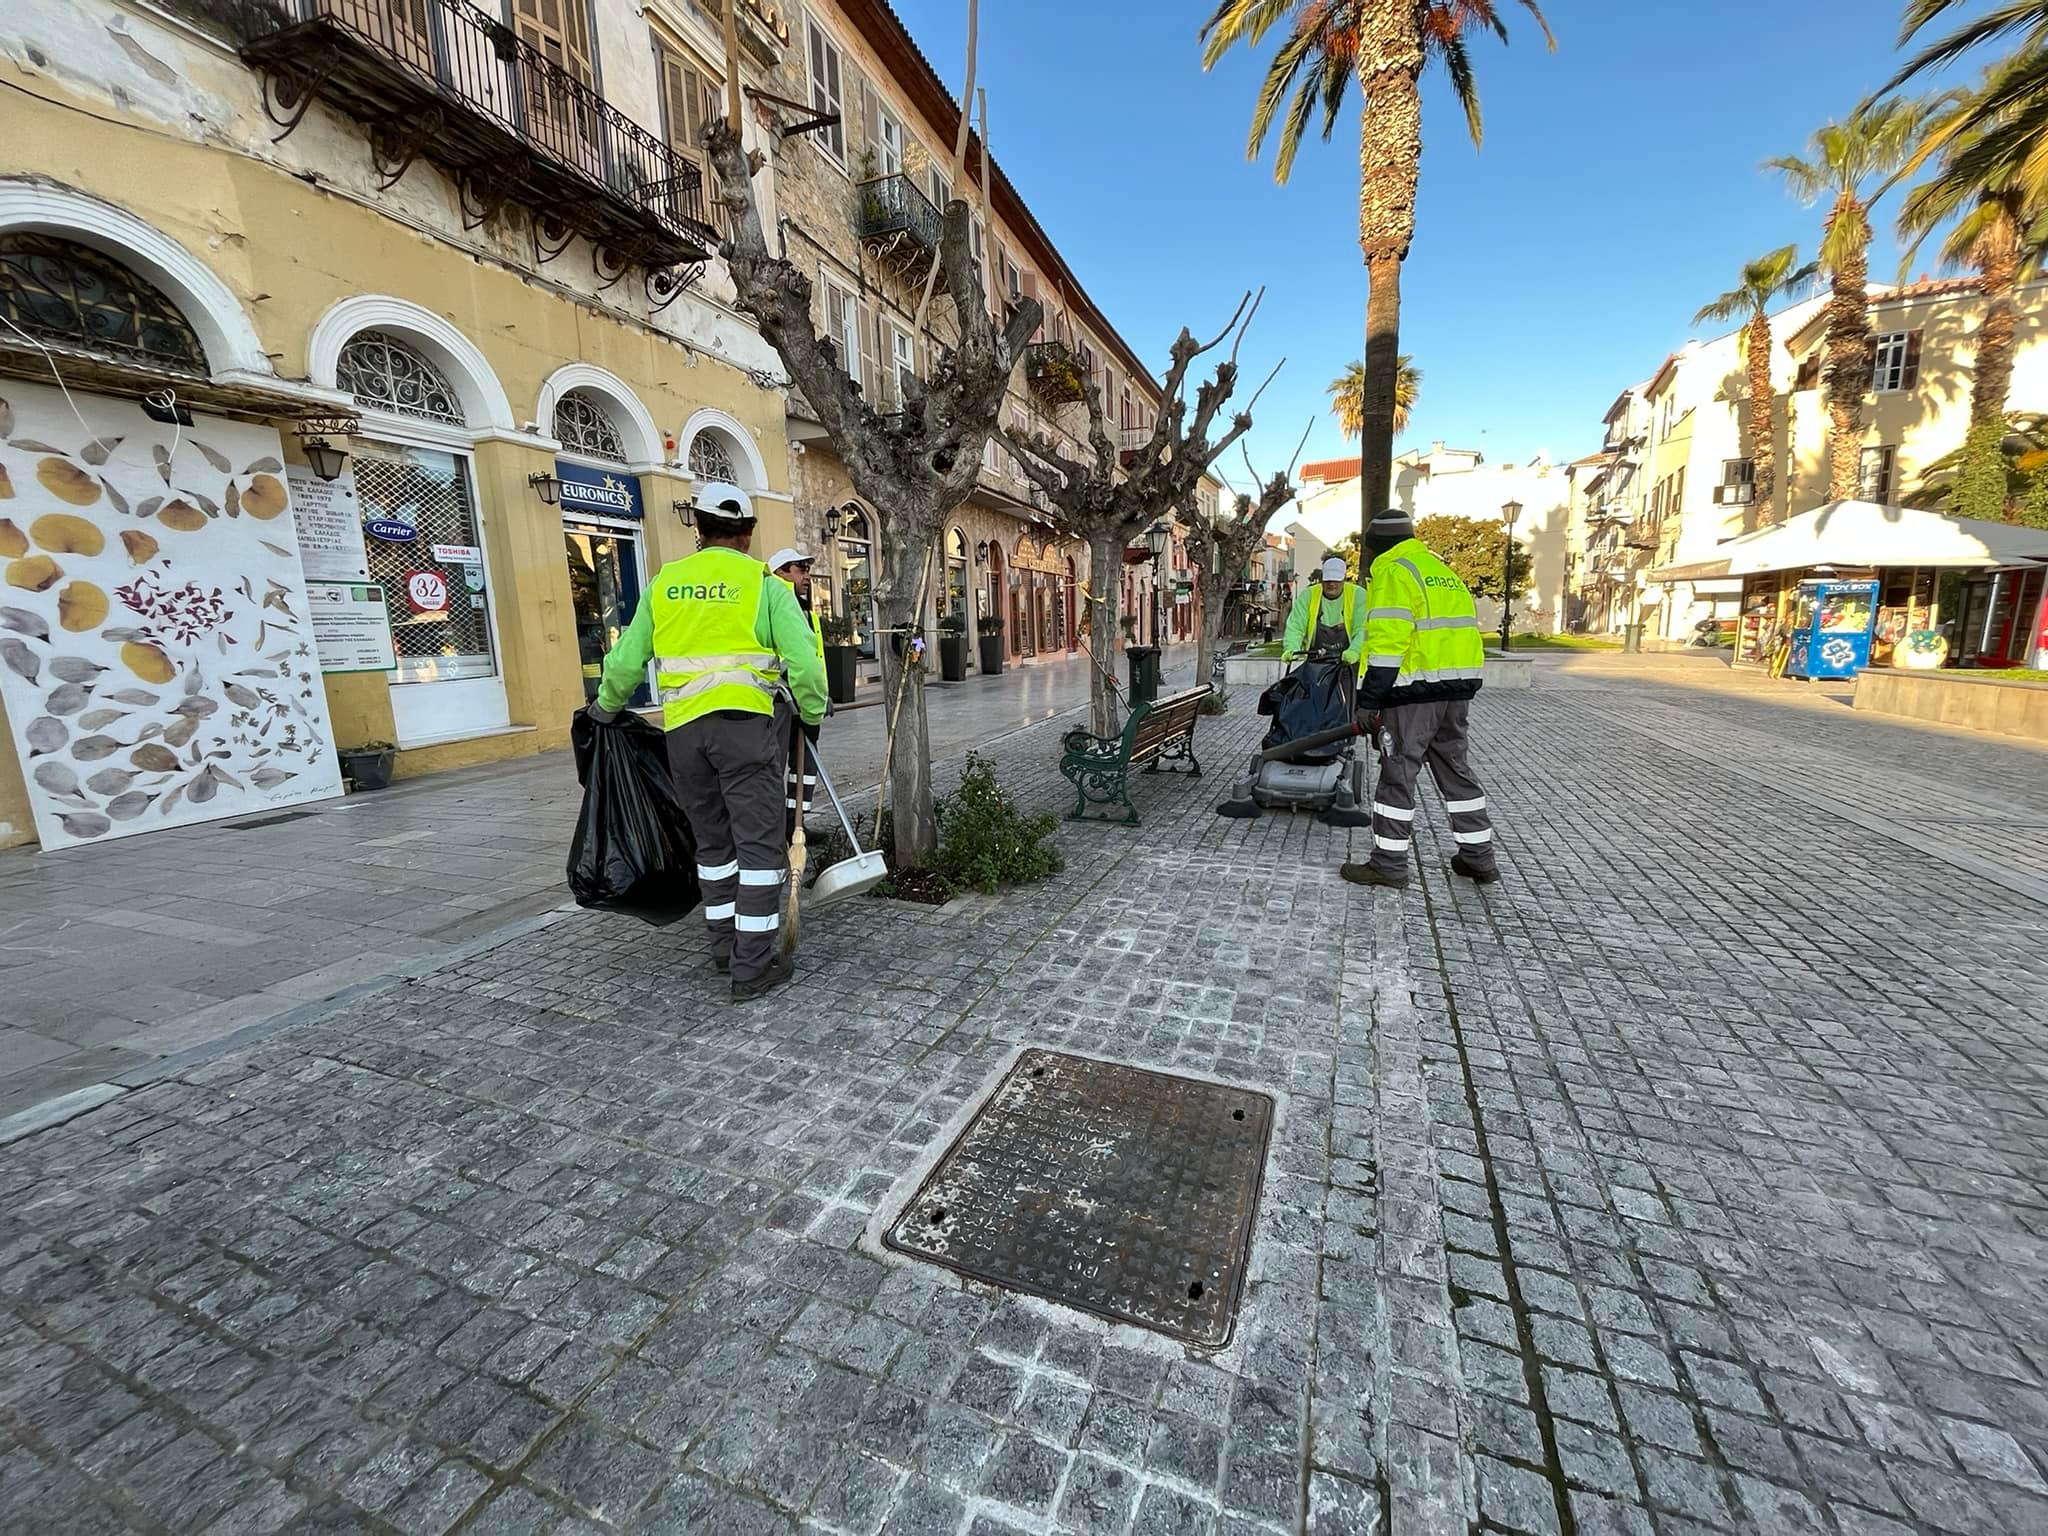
[1823,209,1871,504]
[1748,314,1778,523]
[877,524,937,865]
[1195,565,1229,696]
[1086,530,1123,737]
[1960,242,2021,521]
[1361,255,1404,538]
[1354,19,1422,540]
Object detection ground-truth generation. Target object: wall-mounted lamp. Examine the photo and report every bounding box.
[672,499,697,527]
[528,470,563,506]
[976,539,989,564]
[293,411,361,482]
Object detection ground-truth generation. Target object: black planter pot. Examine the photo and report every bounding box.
[978,633,1005,676]
[824,644,859,705]
[938,633,968,682]
[339,747,395,791]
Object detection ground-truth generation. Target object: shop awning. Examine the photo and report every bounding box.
[1651,501,2048,582]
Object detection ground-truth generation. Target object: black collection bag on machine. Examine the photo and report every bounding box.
[567,708,701,922]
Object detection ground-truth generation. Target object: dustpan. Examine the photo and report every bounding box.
[806,744,890,906]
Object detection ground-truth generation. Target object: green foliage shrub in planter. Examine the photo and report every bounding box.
[933,753,1064,895]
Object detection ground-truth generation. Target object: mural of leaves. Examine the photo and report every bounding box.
[0,384,343,848]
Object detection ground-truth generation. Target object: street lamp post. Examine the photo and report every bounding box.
[1499,500,1522,653]
[1147,521,1169,648]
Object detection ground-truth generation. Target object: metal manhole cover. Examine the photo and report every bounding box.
[883,1049,1274,1347]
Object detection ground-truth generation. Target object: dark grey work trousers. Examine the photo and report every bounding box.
[666,709,787,983]
[1367,697,1499,878]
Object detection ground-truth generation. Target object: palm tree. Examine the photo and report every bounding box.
[1906,414,2048,527]
[1200,0,1552,540]
[1897,65,2048,521]
[1328,355,1421,438]
[1882,3,2048,206]
[1694,246,1818,521]
[1767,98,1930,502]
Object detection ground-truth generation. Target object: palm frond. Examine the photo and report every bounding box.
[1245,19,1323,165]
[1273,61,1326,185]
[1885,1,2048,93]
[1694,290,1750,326]
[1767,153,1830,205]
[1200,0,1310,66]
[1441,33,1482,147]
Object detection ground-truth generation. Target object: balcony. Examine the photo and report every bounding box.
[200,0,716,276]
[1024,342,1087,406]
[856,175,942,274]
[1118,425,1155,466]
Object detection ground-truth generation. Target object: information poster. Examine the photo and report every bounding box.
[287,466,372,582]
[307,581,398,673]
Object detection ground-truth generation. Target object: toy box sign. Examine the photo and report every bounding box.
[557,460,643,520]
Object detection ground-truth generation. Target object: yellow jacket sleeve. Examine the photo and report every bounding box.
[1340,583,1365,668]
[1364,560,1419,671]
[1282,586,1314,655]
[760,577,829,724]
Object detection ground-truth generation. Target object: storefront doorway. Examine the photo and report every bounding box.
[353,439,509,742]
[564,518,647,706]
[1956,567,2047,669]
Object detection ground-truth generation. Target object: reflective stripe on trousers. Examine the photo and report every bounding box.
[666,710,788,985]
[1367,697,1498,876]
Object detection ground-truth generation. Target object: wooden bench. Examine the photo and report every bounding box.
[1058,684,1212,825]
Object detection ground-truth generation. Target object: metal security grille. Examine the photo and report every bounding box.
[885,1050,1274,1347]
[688,430,738,484]
[338,330,464,424]
[353,442,496,683]
[555,391,625,462]
[0,234,206,374]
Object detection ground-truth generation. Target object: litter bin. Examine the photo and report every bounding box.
[1126,645,1161,708]
[1623,623,1646,654]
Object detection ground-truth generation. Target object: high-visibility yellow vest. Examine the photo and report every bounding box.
[1287,580,1365,660]
[1364,539,1487,687]
[650,547,780,729]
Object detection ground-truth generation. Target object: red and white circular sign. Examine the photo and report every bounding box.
[405,570,450,615]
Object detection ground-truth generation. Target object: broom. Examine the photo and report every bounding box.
[782,727,807,958]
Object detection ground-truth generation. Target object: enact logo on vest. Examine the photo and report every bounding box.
[556,460,644,519]
[665,581,739,601]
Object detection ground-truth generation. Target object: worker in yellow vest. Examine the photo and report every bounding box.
[769,546,827,840]
[592,484,827,1000]
[1283,555,1367,667]
[1342,510,1499,890]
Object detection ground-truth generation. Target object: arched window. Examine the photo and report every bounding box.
[336,329,465,424]
[554,390,625,461]
[0,233,205,374]
[944,527,968,622]
[688,429,740,484]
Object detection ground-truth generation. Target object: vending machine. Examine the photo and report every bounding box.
[1785,578,1880,680]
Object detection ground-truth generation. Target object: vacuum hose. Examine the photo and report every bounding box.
[1257,713,1371,765]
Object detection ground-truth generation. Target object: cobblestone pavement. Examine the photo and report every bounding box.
[1,659,2044,1535]
[0,648,1182,1119]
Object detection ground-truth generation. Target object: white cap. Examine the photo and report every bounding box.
[767,547,811,572]
[1319,556,1348,581]
[689,481,755,525]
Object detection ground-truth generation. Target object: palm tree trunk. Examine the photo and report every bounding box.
[1353,16,1424,539]
[1960,237,2021,521]
[1748,314,1778,523]
[1823,206,1871,503]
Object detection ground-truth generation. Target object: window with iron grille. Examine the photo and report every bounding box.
[353,442,496,684]
[337,331,465,424]
[554,391,625,462]
[1858,444,1897,501]
[0,233,205,375]
[688,429,738,484]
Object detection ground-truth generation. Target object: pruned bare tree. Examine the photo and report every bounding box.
[998,291,1280,734]
[1184,422,1310,695]
[702,118,1040,865]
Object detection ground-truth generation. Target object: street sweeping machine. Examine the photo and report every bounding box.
[1214,649,1373,826]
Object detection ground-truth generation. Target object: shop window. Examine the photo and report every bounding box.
[1858,445,1897,502]
[688,429,739,484]
[1795,354,1822,392]
[337,330,465,424]
[354,443,496,684]
[554,390,626,462]
[0,233,205,375]
[1870,330,1921,393]
[944,527,968,620]
[836,504,876,659]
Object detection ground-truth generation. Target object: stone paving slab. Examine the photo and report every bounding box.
[0,660,2044,1535]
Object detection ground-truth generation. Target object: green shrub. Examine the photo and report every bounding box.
[933,753,1064,895]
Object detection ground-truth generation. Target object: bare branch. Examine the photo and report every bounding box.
[1242,356,1285,416]
[914,0,978,333]
[995,425,1082,497]
[1284,415,1315,478]
[1194,290,1254,361]
[1227,286,1266,372]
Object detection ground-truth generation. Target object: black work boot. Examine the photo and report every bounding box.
[711,953,731,975]
[731,954,794,1002]
[1450,854,1501,886]
[1340,862,1409,890]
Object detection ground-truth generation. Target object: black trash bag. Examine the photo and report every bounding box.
[568,709,701,922]
[1257,658,1353,763]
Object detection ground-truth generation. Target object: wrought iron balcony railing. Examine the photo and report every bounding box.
[855,175,942,270]
[197,0,717,280]
[1024,341,1087,406]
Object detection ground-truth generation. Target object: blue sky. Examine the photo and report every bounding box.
[890,0,1972,493]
